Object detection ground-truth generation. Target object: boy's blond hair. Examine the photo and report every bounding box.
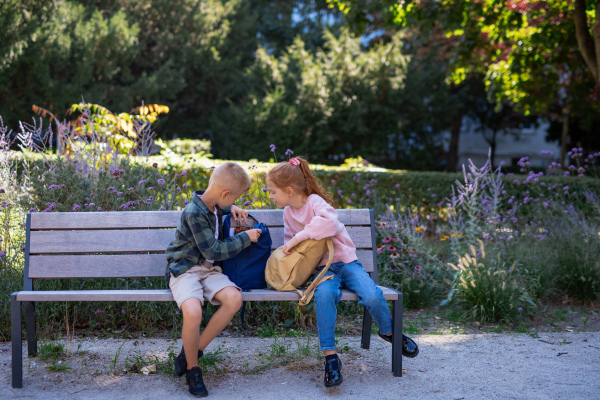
[209,162,252,194]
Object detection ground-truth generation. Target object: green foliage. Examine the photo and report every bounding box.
[163,139,211,156]
[225,29,452,169]
[551,216,600,304]
[448,242,535,324]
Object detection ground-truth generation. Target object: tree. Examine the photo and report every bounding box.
[226,29,454,169]
[330,0,600,163]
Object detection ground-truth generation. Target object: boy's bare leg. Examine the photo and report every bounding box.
[181,298,203,369]
[198,287,242,351]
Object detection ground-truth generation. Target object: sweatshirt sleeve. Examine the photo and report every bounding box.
[294,197,342,242]
[283,209,296,244]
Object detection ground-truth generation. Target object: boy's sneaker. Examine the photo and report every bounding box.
[186,366,208,397]
[378,331,419,358]
[174,347,204,377]
[324,354,343,387]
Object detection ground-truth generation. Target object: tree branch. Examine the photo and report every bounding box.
[573,0,598,84]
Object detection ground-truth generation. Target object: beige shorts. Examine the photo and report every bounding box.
[169,262,240,308]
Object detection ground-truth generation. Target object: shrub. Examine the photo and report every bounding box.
[446,241,535,324]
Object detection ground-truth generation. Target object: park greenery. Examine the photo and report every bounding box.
[0,109,599,341]
[2,1,599,170]
[1,1,599,341]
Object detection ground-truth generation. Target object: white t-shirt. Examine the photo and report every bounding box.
[205,208,219,264]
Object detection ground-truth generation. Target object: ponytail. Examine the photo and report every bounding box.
[267,156,335,207]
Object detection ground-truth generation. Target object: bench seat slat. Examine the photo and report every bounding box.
[28,250,376,278]
[30,209,372,230]
[15,287,399,302]
[29,226,374,254]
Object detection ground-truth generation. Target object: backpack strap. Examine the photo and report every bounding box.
[298,238,334,306]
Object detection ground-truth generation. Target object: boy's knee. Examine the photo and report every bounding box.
[220,287,243,310]
[181,299,203,322]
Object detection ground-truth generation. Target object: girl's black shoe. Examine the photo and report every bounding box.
[324,354,343,387]
[378,331,419,358]
[186,366,208,397]
[174,347,204,377]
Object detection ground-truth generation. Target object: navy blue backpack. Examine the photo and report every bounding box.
[220,213,271,290]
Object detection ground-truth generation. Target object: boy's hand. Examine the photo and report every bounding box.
[230,204,248,225]
[282,237,300,255]
[245,228,262,243]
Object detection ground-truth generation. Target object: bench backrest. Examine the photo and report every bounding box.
[23,209,378,290]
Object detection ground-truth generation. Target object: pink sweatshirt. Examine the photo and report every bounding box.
[284,194,357,266]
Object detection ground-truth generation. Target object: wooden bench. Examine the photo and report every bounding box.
[11,209,403,388]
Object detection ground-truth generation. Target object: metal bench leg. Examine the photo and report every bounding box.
[25,302,37,356]
[361,307,372,349]
[11,293,23,388]
[392,294,403,377]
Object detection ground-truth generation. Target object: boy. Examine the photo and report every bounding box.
[165,162,261,397]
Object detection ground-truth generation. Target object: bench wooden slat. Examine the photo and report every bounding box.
[28,250,376,279]
[15,287,399,302]
[29,226,374,254]
[30,209,372,230]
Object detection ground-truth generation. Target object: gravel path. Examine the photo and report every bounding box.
[2,332,599,399]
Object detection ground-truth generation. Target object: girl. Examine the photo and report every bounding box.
[266,156,418,387]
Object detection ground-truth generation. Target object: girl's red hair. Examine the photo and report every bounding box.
[267,157,335,207]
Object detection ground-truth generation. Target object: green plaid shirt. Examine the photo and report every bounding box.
[165,190,251,286]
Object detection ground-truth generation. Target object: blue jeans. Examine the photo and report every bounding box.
[312,260,392,351]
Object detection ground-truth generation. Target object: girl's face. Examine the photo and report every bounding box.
[267,179,292,208]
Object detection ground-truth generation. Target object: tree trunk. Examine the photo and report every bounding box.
[489,129,497,169]
[446,112,463,172]
[573,0,600,86]
[560,112,570,167]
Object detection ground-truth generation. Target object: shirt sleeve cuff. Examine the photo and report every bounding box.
[295,230,310,243]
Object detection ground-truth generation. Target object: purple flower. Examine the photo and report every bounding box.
[159,206,166,211]
[60,184,66,189]
[180,170,188,176]
[97,207,102,211]
[157,179,165,185]
[116,191,123,195]
[182,183,188,189]
[139,180,146,185]
[543,202,549,208]
[0,188,4,193]
[270,144,276,152]
[285,149,293,156]
[0,201,6,207]
[518,307,523,311]
[28,208,36,212]
[95,308,102,315]
[72,204,81,211]
[120,204,128,209]
[243,201,252,206]
[122,310,126,314]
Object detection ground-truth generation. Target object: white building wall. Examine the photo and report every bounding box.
[456,117,561,169]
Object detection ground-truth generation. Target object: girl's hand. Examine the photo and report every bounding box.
[230,205,248,225]
[282,237,300,255]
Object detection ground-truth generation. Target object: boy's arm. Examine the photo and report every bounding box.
[188,213,251,261]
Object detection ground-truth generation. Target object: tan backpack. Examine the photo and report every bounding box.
[265,238,334,306]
